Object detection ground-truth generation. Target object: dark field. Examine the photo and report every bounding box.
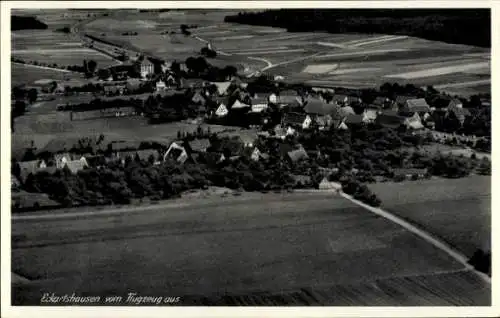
[11,192,489,305]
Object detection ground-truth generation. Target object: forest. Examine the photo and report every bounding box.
[224,9,490,47]
[11,15,48,31]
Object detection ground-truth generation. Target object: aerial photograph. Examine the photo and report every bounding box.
[10,7,491,306]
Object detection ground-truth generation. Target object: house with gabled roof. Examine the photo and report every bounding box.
[163,141,189,163]
[400,98,431,115]
[282,112,312,130]
[250,96,269,113]
[344,114,365,127]
[446,106,471,126]
[287,147,309,163]
[155,80,166,92]
[63,159,88,174]
[393,95,417,110]
[214,102,229,117]
[54,153,75,169]
[403,112,424,130]
[186,138,211,153]
[211,81,232,96]
[277,95,304,108]
[230,99,251,110]
[191,91,206,105]
[363,108,379,123]
[243,146,268,162]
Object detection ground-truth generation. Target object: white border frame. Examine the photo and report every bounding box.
[1,1,498,317]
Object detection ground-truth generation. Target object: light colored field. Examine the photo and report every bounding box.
[385,62,490,79]
[76,10,490,94]
[302,63,339,74]
[234,48,305,55]
[434,79,491,89]
[328,67,382,75]
[86,18,159,31]
[214,35,255,41]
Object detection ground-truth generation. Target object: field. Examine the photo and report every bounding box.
[11,63,84,86]
[11,192,490,305]
[368,176,491,258]
[75,10,491,95]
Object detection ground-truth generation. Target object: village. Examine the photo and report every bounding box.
[11,45,492,212]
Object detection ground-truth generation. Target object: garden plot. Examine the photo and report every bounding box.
[302,64,339,74]
[11,63,83,86]
[85,18,159,32]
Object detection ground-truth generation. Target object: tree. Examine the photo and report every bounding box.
[87,60,97,74]
[171,61,181,74]
[27,88,38,104]
[97,68,111,80]
[223,65,238,78]
[185,57,196,73]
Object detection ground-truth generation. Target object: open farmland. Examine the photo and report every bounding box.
[12,192,489,305]
[368,176,491,258]
[77,10,490,94]
[11,63,83,86]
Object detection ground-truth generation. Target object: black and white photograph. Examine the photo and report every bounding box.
[2,0,496,315]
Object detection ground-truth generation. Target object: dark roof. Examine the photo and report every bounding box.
[346,95,362,104]
[278,95,303,107]
[279,89,298,96]
[394,95,417,106]
[251,96,268,105]
[405,98,431,113]
[287,148,309,162]
[448,106,471,119]
[85,155,107,167]
[331,94,348,103]
[304,98,337,115]
[187,138,211,152]
[345,114,364,125]
[371,96,388,108]
[283,112,308,126]
[201,152,225,164]
[376,111,405,128]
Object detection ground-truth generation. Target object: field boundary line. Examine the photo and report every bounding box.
[339,192,492,285]
[11,62,77,74]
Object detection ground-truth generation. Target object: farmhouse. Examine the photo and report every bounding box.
[282,112,312,130]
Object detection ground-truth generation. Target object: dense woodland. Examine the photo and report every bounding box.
[224,9,491,47]
[11,15,48,31]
